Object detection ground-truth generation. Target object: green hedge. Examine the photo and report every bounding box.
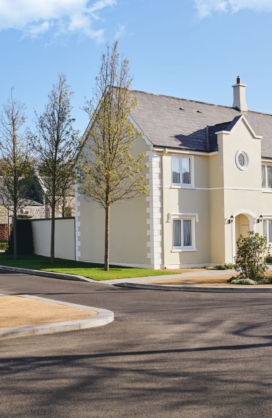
[0,242,8,251]
[7,219,34,255]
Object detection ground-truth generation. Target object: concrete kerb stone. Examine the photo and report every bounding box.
[3,264,272,293]
[114,282,272,293]
[0,264,183,284]
[0,265,96,283]
[0,294,114,340]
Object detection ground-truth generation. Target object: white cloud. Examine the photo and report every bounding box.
[194,0,272,18]
[0,0,117,40]
[114,24,126,40]
[26,21,51,38]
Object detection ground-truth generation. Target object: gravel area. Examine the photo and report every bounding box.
[0,295,97,329]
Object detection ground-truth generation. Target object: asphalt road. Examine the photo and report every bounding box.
[1,270,272,418]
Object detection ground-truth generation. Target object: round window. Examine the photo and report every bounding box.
[236,150,249,171]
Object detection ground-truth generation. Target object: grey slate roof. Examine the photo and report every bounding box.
[130,90,272,158]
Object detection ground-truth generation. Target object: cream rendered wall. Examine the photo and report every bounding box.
[262,192,272,217]
[220,119,263,263]
[162,153,211,268]
[76,135,151,267]
[209,146,225,264]
[76,113,271,269]
[32,218,75,260]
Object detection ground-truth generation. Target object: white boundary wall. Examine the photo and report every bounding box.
[32,218,75,260]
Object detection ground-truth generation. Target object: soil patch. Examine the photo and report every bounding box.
[150,273,238,286]
[150,273,272,286]
[0,296,97,329]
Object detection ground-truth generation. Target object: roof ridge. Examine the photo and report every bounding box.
[131,89,272,117]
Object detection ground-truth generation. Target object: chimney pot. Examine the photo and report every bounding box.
[237,76,241,84]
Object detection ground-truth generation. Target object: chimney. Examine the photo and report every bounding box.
[232,76,248,113]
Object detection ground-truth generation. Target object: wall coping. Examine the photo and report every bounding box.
[31,217,75,222]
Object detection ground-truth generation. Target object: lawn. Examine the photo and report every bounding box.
[0,253,188,281]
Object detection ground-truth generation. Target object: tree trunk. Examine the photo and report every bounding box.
[62,198,65,218]
[104,205,110,271]
[50,203,55,264]
[13,212,17,260]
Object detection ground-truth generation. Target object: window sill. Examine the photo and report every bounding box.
[171,248,197,253]
[262,189,272,193]
[171,185,194,189]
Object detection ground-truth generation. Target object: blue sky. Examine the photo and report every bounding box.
[1,0,272,133]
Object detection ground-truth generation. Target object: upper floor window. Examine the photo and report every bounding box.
[172,157,192,186]
[262,165,272,189]
[236,150,249,171]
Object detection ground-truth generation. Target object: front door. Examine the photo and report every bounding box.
[232,213,255,263]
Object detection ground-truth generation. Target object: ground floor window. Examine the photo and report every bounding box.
[263,220,272,243]
[173,219,193,249]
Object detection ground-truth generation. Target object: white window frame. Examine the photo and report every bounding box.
[172,156,194,188]
[235,150,249,171]
[263,219,272,244]
[171,213,198,252]
[262,164,272,190]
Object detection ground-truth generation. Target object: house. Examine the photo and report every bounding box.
[75,77,272,269]
[0,172,75,242]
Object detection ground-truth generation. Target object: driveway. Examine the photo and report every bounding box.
[0,269,272,418]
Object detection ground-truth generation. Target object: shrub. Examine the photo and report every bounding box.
[0,241,8,251]
[235,231,268,281]
[230,278,258,285]
[266,275,272,284]
[214,264,227,270]
[206,263,235,271]
[224,263,235,270]
[7,219,34,255]
[265,256,272,264]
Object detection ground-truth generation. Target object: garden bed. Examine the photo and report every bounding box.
[150,273,272,286]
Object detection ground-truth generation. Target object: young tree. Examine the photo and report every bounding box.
[31,74,80,264]
[57,160,75,218]
[0,89,31,259]
[78,42,148,271]
[235,231,268,281]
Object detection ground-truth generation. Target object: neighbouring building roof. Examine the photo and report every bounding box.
[130,90,272,158]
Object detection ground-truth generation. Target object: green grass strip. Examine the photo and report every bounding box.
[0,253,187,281]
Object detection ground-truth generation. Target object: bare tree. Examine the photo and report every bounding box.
[0,89,31,259]
[78,42,148,271]
[31,74,80,264]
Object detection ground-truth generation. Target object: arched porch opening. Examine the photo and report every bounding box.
[231,209,257,262]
